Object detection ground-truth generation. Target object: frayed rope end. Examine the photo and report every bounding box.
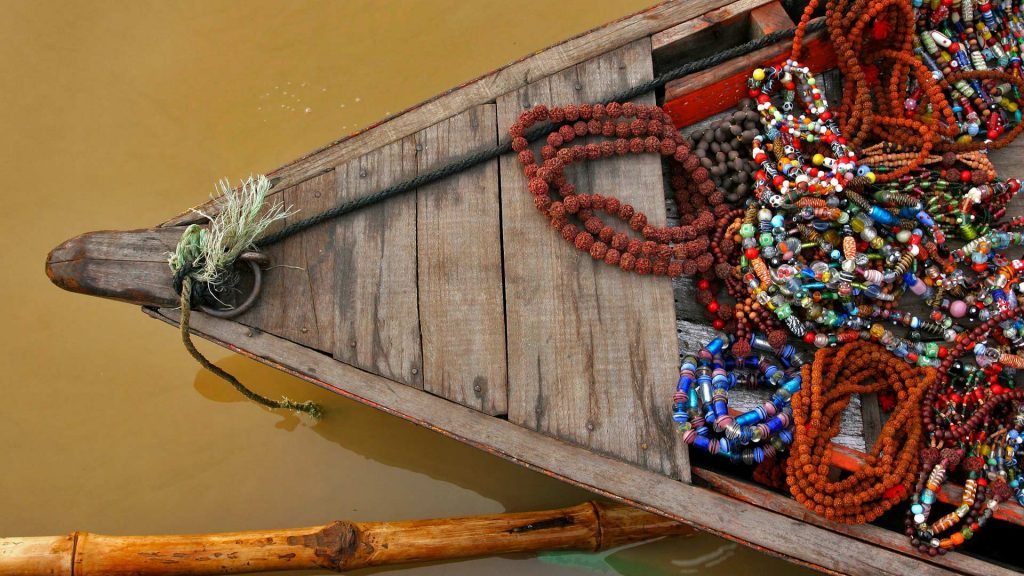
[277,397,324,421]
[172,177,322,421]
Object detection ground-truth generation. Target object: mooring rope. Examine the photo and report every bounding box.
[178,276,323,418]
[171,177,322,417]
[174,19,824,416]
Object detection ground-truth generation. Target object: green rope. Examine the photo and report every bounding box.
[171,176,322,419]
[179,277,322,418]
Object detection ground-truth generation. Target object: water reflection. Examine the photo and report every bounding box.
[193,356,591,512]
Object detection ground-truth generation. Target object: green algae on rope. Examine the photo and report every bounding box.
[170,175,322,419]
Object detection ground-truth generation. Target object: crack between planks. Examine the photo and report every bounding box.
[411,134,427,390]
[493,103,513,418]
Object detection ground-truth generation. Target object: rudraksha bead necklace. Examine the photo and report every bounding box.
[786,341,936,524]
[511,102,731,279]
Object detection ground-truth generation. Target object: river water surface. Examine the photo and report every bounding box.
[1,2,812,574]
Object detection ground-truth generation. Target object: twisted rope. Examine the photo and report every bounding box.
[179,277,323,418]
[172,177,322,418]
[257,20,824,248]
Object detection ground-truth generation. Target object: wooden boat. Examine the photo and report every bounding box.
[44,1,1024,574]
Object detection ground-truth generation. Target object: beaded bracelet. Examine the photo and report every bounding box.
[672,334,808,464]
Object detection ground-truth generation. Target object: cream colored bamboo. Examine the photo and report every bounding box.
[0,501,690,575]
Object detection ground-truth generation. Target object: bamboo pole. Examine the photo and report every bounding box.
[0,501,690,575]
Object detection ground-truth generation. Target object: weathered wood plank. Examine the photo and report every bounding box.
[233,178,330,351]
[290,172,340,354]
[859,393,882,449]
[692,468,1018,576]
[47,228,183,264]
[159,0,735,228]
[46,228,182,307]
[331,140,422,387]
[47,260,178,308]
[650,0,772,69]
[416,105,507,413]
[149,307,974,576]
[749,0,793,38]
[497,38,687,480]
[989,137,1024,180]
[662,20,836,127]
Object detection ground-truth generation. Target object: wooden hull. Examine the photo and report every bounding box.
[45,1,1024,574]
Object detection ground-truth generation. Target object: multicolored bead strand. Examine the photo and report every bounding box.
[673,334,808,464]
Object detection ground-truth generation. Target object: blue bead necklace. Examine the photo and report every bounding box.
[672,335,809,464]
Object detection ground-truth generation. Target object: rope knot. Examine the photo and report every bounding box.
[170,176,322,420]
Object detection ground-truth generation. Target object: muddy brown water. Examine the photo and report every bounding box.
[1,1,813,574]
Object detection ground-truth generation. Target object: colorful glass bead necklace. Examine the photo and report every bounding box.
[738,56,1024,367]
[913,0,1024,144]
[907,304,1024,553]
[672,334,808,464]
[740,59,971,365]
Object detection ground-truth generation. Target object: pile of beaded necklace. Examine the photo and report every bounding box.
[907,305,1024,553]
[740,55,1024,366]
[786,341,936,524]
[913,0,1024,144]
[791,0,1024,179]
[672,334,809,464]
[741,59,963,366]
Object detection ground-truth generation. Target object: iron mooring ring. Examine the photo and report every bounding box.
[198,251,269,319]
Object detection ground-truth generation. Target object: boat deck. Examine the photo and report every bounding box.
[44,1,1024,574]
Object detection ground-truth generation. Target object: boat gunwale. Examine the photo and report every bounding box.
[158,0,736,227]
[146,306,1021,576]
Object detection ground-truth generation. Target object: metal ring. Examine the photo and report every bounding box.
[198,252,268,319]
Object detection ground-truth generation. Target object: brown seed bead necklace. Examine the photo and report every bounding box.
[511,102,732,278]
[786,341,936,524]
[791,0,1024,178]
